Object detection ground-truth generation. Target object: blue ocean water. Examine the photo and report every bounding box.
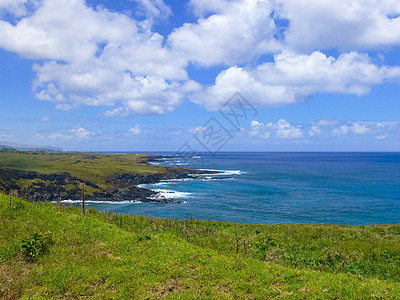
[68,152,400,225]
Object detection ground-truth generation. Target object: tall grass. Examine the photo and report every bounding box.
[1,193,400,299]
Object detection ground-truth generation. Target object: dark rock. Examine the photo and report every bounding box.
[0,156,222,203]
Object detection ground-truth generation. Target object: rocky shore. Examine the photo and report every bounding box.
[0,155,220,203]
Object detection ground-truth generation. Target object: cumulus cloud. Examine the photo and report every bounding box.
[249,119,303,140]
[127,124,143,135]
[0,0,191,115]
[274,0,400,52]
[192,51,400,110]
[309,119,338,136]
[169,0,280,66]
[332,123,370,135]
[249,120,270,139]
[0,0,31,17]
[269,119,303,139]
[1,0,400,117]
[330,121,400,137]
[49,127,95,140]
[188,0,233,17]
[133,0,172,22]
[248,119,400,142]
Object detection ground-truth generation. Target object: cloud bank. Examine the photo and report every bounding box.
[247,119,400,142]
[1,0,400,115]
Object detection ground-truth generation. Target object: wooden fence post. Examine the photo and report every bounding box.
[80,183,86,215]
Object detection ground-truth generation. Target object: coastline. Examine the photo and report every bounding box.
[93,158,218,203]
[0,152,218,204]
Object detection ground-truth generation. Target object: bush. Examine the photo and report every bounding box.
[11,199,25,211]
[252,235,279,260]
[20,232,54,261]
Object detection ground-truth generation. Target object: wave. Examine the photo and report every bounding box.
[152,189,191,199]
[138,182,192,201]
[161,178,194,182]
[58,200,143,204]
[198,169,243,175]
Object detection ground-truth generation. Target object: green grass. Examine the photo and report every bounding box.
[0,150,170,198]
[1,193,400,299]
[0,151,166,185]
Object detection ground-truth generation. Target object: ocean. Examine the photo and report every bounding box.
[66,152,400,225]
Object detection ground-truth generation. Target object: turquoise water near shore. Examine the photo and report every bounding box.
[69,152,400,225]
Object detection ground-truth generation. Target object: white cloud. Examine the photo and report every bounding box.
[247,119,400,141]
[309,119,338,136]
[269,119,303,139]
[351,123,371,134]
[133,0,172,22]
[0,0,31,17]
[188,0,233,17]
[41,116,50,122]
[127,124,142,135]
[192,51,400,110]
[49,127,94,140]
[309,125,321,137]
[274,0,400,52]
[1,0,400,118]
[332,125,350,136]
[0,0,190,115]
[248,119,303,139]
[332,122,372,135]
[249,120,270,139]
[169,0,280,66]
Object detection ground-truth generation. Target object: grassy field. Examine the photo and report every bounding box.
[1,193,400,299]
[0,150,166,187]
[0,150,175,200]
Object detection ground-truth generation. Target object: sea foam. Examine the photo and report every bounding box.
[59,200,143,204]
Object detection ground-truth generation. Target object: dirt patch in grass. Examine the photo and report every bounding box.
[152,278,188,297]
[0,260,33,300]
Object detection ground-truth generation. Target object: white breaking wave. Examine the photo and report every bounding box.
[198,169,243,175]
[152,189,191,199]
[59,200,143,204]
[161,178,194,182]
[138,183,192,200]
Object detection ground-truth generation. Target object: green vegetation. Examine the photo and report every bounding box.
[0,150,165,188]
[20,232,54,262]
[1,193,400,299]
[0,150,175,201]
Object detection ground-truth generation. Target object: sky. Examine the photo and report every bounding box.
[0,0,400,152]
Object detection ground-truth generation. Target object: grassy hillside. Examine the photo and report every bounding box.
[1,193,400,299]
[0,150,187,201]
[0,150,165,187]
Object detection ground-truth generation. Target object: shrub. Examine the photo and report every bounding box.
[20,232,54,262]
[252,235,279,260]
[11,200,25,211]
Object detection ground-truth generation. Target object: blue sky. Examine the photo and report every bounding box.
[0,0,400,152]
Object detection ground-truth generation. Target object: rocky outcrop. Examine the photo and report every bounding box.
[0,163,217,203]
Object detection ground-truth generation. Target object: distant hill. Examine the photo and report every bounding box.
[0,141,63,152]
